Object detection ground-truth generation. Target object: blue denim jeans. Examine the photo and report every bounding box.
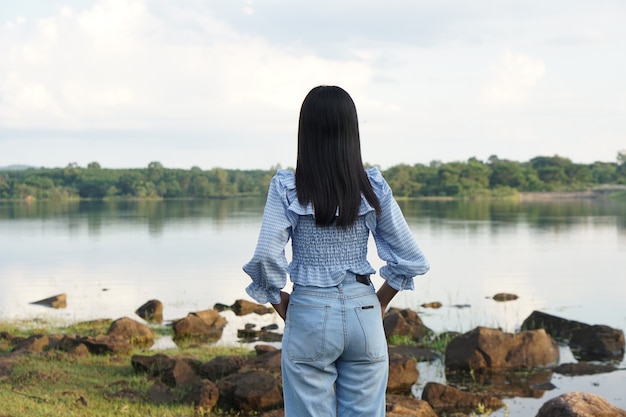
[281,272,389,417]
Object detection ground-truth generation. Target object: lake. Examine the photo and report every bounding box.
[1,196,625,416]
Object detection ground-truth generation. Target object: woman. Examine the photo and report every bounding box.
[243,85,429,416]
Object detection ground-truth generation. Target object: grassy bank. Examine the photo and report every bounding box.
[0,320,251,417]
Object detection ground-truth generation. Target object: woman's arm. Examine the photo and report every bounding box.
[376,281,398,318]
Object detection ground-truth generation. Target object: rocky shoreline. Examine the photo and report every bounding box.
[2,295,625,416]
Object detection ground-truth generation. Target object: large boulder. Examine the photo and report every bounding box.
[181,380,220,413]
[217,370,283,412]
[569,324,625,362]
[386,353,419,394]
[173,309,227,344]
[197,355,246,382]
[445,327,559,372]
[521,310,588,341]
[421,382,505,415]
[131,354,200,388]
[135,299,163,323]
[535,392,626,417]
[131,353,174,376]
[383,308,432,342]
[246,348,282,375]
[159,358,201,388]
[107,317,155,348]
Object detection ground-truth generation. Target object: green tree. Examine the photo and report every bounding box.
[384,164,421,197]
[590,162,617,184]
[116,172,143,196]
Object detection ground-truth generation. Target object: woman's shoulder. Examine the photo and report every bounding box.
[365,167,391,196]
[272,169,296,190]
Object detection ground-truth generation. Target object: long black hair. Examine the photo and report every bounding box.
[295,86,381,227]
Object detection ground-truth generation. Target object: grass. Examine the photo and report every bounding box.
[0,320,251,417]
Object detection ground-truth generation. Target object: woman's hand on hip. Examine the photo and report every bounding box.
[272,291,290,321]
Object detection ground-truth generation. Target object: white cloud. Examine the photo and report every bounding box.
[0,0,625,169]
[0,0,374,132]
[483,50,546,105]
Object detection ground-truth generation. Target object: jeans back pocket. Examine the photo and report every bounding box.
[285,303,330,361]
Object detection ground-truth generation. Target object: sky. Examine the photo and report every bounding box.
[1,0,625,170]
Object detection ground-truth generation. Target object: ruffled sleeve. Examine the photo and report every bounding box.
[366,168,430,290]
[243,170,295,304]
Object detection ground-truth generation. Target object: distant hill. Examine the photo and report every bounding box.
[0,165,35,171]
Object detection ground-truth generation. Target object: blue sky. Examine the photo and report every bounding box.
[1,0,625,170]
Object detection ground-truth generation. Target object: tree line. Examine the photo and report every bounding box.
[1,153,625,201]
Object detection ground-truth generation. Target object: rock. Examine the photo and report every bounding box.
[12,335,49,352]
[55,335,83,352]
[107,317,155,348]
[181,380,220,412]
[492,292,518,301]
[246,349,282,375]
[387,353,419,394]
[421,382,505,415]
[444,327,559,372]
[173,309,227,344]
[135,299,163,323]
[386,394,438,416]
[131,353,200,388]
[569,324,625,362]
[149,380,173,404]
[217,370,283,412]
[45,334,64,349]
[160,358,201,388]
[231,299,273,316]
[30,293,67,309]
[49,335,89,357]
[132,353,174,376]
[421,301,442,309]
[81,335,132,354]
[68,343,90,357]
[521,310,589,341]
[554,362,617,376]
[255,344,278,355]
[535,392,626,417]
[383,308,433,343]
[197,355,246,381]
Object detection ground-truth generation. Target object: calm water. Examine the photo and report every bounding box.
[1,197,625,415]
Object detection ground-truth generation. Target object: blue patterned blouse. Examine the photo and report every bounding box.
[243,168,429,304]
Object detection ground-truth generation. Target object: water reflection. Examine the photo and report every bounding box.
[398,198,626,232]
[1,197,625,331]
